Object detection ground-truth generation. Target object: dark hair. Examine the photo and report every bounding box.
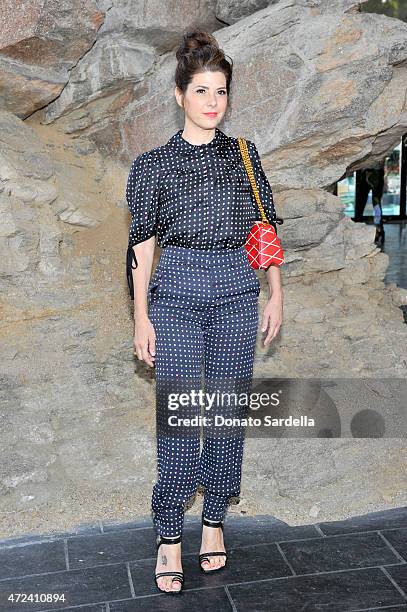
[175,28,233,95]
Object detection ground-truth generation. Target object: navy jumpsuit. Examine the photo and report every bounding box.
[126,128,279,538]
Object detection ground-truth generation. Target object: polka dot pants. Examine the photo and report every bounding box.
[148,245,259,537]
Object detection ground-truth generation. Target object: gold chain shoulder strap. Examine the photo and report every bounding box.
[237,137,269,224]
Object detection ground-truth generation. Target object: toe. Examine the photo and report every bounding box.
[161,576,169,591]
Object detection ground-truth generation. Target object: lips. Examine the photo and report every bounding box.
[204,113,217,117]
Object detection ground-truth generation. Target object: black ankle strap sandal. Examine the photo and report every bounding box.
[155,533,184,594]
[199,515,228,573]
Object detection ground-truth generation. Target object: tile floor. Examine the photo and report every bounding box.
[0,507,406,611]
[378,221,407,290]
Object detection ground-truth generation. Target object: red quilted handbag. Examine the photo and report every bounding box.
[237,137,285,269]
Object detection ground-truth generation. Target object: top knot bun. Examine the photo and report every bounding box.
[176,29,220,61]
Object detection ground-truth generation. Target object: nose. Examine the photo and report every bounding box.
[207,94,217,107]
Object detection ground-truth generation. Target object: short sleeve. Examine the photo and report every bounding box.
[125,150,161,299]
[126,149,161,260]
[247,140,278,234]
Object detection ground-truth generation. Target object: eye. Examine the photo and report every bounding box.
[195,88,227,95]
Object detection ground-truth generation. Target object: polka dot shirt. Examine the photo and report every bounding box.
[125,127,280,282]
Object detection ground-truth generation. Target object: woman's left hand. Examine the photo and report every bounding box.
[261,292,283,346]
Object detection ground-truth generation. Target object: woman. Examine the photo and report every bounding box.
[126,28,283,594]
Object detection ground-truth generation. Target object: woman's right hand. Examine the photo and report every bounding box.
[134,315,156,367]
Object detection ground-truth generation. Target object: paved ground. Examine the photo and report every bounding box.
[0,506,406,611]
[383,221,407,290]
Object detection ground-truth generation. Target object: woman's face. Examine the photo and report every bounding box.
[175,70,228,130]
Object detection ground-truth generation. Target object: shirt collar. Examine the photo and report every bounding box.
[167,127,229,156]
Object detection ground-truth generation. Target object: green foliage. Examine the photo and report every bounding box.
[361,0,407,21]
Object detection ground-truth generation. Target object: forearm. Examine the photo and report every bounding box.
[265,265,283,300]
[131,236,155,320]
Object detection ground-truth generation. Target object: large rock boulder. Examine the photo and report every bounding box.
[0,0,104,118]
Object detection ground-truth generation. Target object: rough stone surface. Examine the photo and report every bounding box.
[215,0,367,25]
[40,0,220,127]
[0,0,104,118]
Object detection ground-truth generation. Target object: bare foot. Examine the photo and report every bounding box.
[200,521,226,571]
[155,540,183,592]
